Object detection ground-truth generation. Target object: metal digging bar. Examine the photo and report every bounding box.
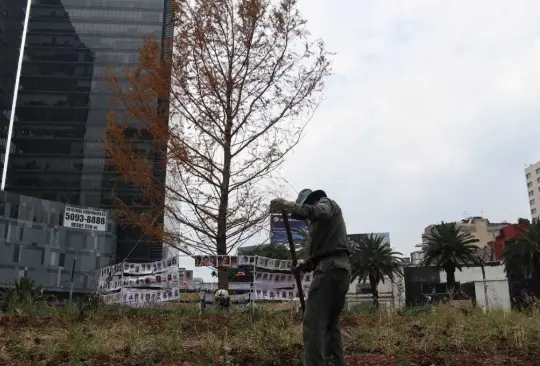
[282,211,306,315]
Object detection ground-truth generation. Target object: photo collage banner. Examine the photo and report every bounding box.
[254,272,311,288]
[193,254,312,300]
[122,288,182,305]
[98,256,192,293]
[252,288,303,301]
[192,255,297,271]
[98,256,195,307]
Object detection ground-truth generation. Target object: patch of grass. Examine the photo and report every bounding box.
[1,305,540,365]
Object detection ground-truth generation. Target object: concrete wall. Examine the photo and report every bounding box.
[439,265,507,283]
[474,280,511,310]
[438,265,510,310]
[348,274,404,309]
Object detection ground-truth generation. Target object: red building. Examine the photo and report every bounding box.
[488,223,526,261]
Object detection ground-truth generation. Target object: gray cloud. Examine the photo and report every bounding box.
[281,0,540,254]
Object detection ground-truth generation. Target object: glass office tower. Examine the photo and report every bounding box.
[5,0,173,263]
[0,1,27,174]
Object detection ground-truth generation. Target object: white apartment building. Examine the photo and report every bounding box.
[525,161,540,221]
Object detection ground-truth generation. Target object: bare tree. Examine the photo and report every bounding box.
[104,0,331,288]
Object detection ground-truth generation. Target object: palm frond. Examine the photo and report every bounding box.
[350,233,403,286]
[419,221,481,270]
[502,218,540,278]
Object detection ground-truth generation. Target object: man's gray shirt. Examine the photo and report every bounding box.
[290,197,351,262]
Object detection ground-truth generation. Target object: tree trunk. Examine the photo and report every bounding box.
[446,267,456,301]
[217,116,233,290]
[369,274,379,308]
[218,266,229,290]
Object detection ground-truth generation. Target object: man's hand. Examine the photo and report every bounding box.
[269,198,295,213]
[291,259,313,274]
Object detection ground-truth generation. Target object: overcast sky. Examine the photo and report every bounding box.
[183,0,540,279]
[279,0,540,256]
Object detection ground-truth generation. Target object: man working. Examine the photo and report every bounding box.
[270,189,351,366]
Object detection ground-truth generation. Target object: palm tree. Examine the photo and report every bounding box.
[350,234,403,308]
[502,218,540,279]
[420,221,481,299]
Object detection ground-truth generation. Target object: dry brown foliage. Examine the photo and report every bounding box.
[104,0,331,288]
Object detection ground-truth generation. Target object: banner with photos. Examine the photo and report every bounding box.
[122,256,179,275]
[253,272,312,287]
[192,255,295,271]
[251,288,307,301]
[98,255,183,292]
[123,288,182,305]
[191,254,313,297]
[122,272,181,289]
[98,256,180,280]
[193,255,247,267]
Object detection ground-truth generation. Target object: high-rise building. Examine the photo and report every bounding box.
[0,0,27,171]
[3,0,173,263]
[525,161,540,221]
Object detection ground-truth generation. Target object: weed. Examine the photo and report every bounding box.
[0,305,539,365]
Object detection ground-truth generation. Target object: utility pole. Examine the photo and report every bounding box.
[69,257,78,306]
[480,262,489,311]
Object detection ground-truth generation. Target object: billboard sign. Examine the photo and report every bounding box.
[63,205,108,232]
[270,214,308,244]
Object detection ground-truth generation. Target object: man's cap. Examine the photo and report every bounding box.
[295,189,327,205]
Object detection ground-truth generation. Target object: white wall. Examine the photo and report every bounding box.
[474,280,511,310]
[348,275,405,309]
[439,265,506,283]
[437,265,510,311]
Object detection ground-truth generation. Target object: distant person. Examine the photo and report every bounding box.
[271,189,351,366]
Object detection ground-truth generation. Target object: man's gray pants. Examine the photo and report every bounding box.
[303,257,351,366]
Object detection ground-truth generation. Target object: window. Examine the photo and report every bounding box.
[50,252,57,266]
[531,199,536,205]
[12,245,21,263]
[537,168,540,175]
[527,173,532,179]
[59,253,65,267]
[19,228,24,242]
[530,190,534,197]
[528,182,533,188]
[9,204,19,219]
[533,208,537,215]
[4,224,9,240]
[537,177,540,184]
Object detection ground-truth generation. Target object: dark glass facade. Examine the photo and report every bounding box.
[5,0,172,263]
[0,1,27,174]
